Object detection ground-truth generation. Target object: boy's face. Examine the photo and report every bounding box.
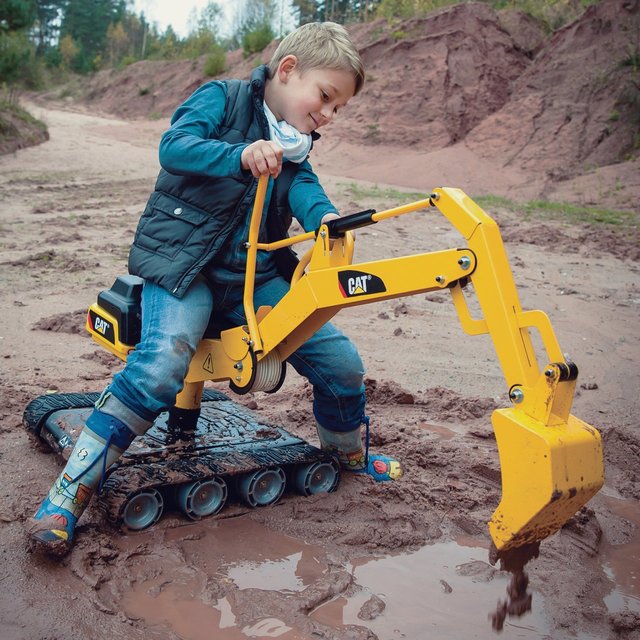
[272,56,356,134]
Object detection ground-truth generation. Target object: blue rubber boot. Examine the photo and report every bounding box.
[358,454,404,482]
[315,420,403,482]
[27,409,136,556]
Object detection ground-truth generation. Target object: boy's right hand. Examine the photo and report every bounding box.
[241,140,283,178]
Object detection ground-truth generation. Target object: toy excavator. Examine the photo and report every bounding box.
[24,175,604,555]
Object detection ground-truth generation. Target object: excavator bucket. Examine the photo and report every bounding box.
[489,407,604,552]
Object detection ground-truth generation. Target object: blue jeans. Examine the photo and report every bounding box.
[103,276,365,433]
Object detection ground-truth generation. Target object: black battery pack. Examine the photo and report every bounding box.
[97,275,144,346]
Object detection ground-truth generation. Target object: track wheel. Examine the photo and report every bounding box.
[176,478,228,520]
[122,488,164,531]
[238,467,286,507]
[293,461,340,496]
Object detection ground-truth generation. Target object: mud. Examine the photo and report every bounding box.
[489,542,540,632]
[0,92,639,639]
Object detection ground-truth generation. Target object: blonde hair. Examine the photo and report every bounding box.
[268,22,365,95]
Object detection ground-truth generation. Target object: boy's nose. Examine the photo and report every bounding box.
[320,106,334,123]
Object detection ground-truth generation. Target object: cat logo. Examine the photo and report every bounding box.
[88,308,116,344]
[94,316,111,335]
[338,270,386,298]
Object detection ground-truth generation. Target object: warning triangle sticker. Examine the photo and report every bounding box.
[203,353,214,374]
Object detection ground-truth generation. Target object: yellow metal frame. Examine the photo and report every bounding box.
[91,175,604,551]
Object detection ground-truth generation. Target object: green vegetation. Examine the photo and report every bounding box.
[0,99,43,132]
[339,185,637,228]
[203,46,226,77]
[363,123,381,142]
[341,182,428,202]
[296,0,597,29]
[475,195,639,228]
[375,0,599,30]
[242,24,275,56]
[0,0,281,94]
[0,98,48,150]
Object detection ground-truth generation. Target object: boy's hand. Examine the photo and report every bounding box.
[241,140,283,178]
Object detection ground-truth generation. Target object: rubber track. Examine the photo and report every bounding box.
[22,388,231,437]
[23,392,101,436]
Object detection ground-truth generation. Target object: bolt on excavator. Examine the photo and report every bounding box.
[25,175,604,555]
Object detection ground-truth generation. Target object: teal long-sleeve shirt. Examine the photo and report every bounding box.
[158,81,337,284]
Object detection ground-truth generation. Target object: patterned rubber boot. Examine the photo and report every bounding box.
[315,421,403,482]
[27,409,136,556]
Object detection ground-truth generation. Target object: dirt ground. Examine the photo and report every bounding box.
[0,94,638,640]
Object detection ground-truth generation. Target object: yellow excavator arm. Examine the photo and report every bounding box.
[89,175,604,553]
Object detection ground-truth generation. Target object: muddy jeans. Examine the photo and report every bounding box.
[99,276,366,435]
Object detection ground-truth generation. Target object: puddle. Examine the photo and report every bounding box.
[227,550,311,592]
[120,517,569,639]
[601,494,640,615]
[116,498,640,640]
[122,518,327,639]
[311,541,552,639]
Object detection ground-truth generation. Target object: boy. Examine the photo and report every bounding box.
[28,22,402,557]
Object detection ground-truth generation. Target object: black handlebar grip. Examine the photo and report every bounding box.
[321,209,377,237]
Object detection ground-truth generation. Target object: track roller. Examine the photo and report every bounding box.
[176,478,228,520]
[293,461,340,496]
[121,488,164,531]
[237,467,286,507]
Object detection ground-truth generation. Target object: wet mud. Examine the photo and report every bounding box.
[489,542,540,632]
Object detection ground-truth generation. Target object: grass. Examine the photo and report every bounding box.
[0,99,47,134]
[340,185,638,228]
[341,182,428,203]
[475,195,639,228]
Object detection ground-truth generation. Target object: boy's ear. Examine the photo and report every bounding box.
[277,55,298,83]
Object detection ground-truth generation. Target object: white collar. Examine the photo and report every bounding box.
[263,102,312,164]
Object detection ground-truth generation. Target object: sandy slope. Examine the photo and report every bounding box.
[0,104,638,640]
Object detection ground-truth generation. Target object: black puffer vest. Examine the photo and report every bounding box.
[128,66,302,298]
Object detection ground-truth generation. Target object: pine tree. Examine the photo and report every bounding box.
[60,0,126,72]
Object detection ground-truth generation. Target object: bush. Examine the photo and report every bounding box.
[203,45,226,77]
[242,24,274,57]
[0,30,32,86]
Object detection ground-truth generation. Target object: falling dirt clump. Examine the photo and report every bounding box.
[608,610,640,638]
[5,249,57,267]
[496,8,547,56]
[489,542,540,632]
[80,349,121,369]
